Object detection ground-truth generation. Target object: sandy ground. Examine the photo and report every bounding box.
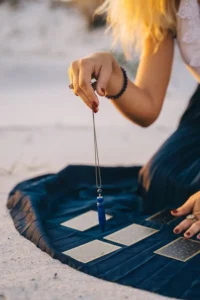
[0,2,198,300]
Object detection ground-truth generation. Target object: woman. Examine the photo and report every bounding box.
[68,0,200,240]
[6,3,200,297]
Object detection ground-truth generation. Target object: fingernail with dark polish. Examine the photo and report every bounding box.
[92,102,98,108]
[186,232,191,237]
[174,229,179,234]
[93,108,98,114]
[171,209,178,214]
[101,88,105,95]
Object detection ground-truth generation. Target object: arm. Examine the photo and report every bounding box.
[107,34,175,127]
[69,33,174,127]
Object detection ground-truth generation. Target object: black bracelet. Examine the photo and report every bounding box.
[105,67,128,100]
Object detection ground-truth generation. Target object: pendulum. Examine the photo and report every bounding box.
[97,191,106,232]
[92,110,106,232]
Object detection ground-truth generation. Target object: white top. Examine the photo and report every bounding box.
[177,0,200,81]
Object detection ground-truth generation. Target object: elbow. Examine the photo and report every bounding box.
[138,91,164,127]
[138,110,159,128]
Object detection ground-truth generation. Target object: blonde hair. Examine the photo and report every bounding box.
[98,0,178,57]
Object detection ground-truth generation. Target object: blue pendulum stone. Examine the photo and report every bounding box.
[97,196,106,232]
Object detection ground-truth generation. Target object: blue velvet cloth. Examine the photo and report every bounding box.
[7,85,200,300]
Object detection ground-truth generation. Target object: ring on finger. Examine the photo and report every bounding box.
[69,83,74,89]
[186,214,198,221]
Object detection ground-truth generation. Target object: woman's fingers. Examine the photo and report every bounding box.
[68,52,119,109]
[68,67,72,83]
[174,219,200,239]
[184,220,200,239]
[172,192,200,239]
[171,196,195,217]
[193,192,200,218]
[68,67,75,91]
[173,219,195,235]
[77,89,99,112]
[172,194,196,237]
[69,60,100,110]
[79,64,99,106]
[96,65,112,96]
[69,62,80,97]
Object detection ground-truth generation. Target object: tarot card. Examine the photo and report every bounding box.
[63,240,121,263]
[61,210,112,231]
[154,237,200,262]
[104,224,158,246]
[146,209,178,224]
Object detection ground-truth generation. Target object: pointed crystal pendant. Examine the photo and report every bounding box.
[97,196,106,232]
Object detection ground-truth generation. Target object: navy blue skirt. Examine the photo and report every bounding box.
[7,84,200,300]
[139,84,200,213]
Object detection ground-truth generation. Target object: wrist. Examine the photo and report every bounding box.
[105,60,124,98]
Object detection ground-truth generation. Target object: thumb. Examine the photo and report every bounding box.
[96,65,112,97]
[171,196,195,216]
